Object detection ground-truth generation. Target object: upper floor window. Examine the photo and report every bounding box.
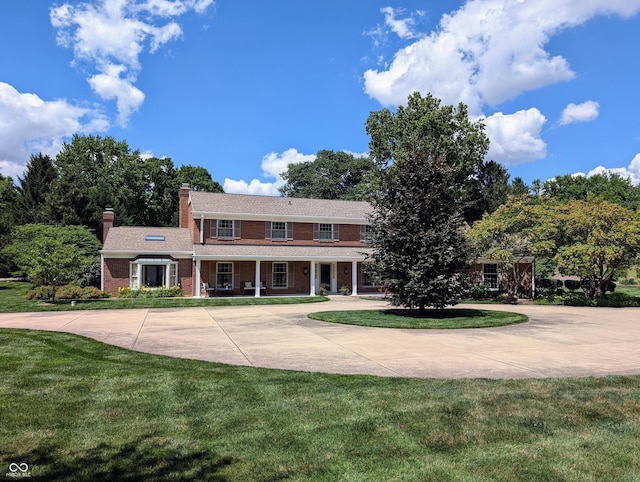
[314,223,339,242]
[217,219,233,238]
[360,224,372,242]
[211,219,240,239]
[267,221,292,240]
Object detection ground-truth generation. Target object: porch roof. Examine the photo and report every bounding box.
[193,244,372,261]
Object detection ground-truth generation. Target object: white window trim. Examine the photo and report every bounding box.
[216,262,234,289]
[130,259,178,289]
[482,263,499,291]
[272,262,288,289]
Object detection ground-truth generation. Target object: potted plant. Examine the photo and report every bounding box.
[339,285,350,296]
[318,285,328,296]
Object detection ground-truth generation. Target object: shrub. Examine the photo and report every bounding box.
[26,285,110,301]
[468,284,490,299]
[535,278,562,297]
[564,292,640,307]
[26,285,53,300]
[117,286,183,298]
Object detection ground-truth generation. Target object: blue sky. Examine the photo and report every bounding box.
[1,0,640,195]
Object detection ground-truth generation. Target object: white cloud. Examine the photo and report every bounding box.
[560,100,600,125]
[381,7,421,40]
[583,153,640,186]
[0,82,108,179]
[364,0,640,111]
[224,148,316,195]
[50,0,213,126]
[483,108,547,165]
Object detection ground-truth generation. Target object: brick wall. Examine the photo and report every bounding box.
[103,258,129,295]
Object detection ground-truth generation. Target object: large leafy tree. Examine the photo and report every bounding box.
[367,92,492,223]
[279,150,376,200]
[177,165,224,193]
[365,93,483,311]
[3,224,101,302]
[541,172,640,210]
[46,135,225,236]
[469,196,640,299]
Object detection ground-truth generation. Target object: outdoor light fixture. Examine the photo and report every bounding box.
[303,267,308,275]
[344,267,349,275]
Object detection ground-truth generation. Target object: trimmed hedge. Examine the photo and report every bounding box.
[563,292,640,307]
[117,286,184,298]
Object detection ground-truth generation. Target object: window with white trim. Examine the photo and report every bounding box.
[216,262,233,289]
[272,262,288,288]
[360,224,372,242]
[271,221,286,240]
[130,259,178,289]
[483,263,499,290]
[319,223,333,240]
[217,219,234,238]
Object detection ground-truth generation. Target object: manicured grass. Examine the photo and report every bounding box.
[2,329,640,480]
[0,281,328,312]
[616,283,640,297]
[309,308,528,329]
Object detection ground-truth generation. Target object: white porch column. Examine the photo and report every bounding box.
[254,260,261,297]
[351,261,358,296]
[165,264,171,289]
[195,259,202,298]
[309,261,316,296]
[330,262,337,293]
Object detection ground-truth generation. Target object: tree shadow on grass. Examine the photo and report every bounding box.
[384,309,486,319]
[5,436,235,481]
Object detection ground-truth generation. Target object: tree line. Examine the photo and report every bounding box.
[2,93,640,308]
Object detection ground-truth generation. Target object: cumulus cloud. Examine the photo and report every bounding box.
[380,7,423,40]
[363,0,640,165]
[223,148,316,195]
[364,0,640,111]
[560,100,600,125]
[579,153,640,186]
[0,82,108,179]
[483,108,547,164]
[50,0,213,126]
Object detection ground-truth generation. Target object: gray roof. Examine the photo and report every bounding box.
[190,192,372,222]
[193,244,372,261]
[102,227,193,255]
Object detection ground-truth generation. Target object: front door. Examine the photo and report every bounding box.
[320,264,331,287]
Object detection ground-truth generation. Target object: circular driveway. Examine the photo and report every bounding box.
[1,296,639,379]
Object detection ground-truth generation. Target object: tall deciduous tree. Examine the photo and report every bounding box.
[279,150,376,200]
[177,165,224,193]
[367,92,492,223]
[366,93,483,311]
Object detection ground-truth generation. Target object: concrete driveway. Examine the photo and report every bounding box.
[1,296,639,379]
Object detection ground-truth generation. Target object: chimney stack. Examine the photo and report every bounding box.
[103,208,115,242]
[179,183,191,228]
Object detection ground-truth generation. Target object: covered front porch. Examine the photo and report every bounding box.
[194,259,364,298]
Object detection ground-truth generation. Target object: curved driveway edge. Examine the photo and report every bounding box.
[1,297,639,379]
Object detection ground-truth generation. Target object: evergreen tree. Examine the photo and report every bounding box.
[17,153,58,224]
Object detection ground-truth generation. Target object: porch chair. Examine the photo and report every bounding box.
[202,282,216,297]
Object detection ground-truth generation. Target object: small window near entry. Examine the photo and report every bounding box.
[483,264,499,290]
[217,220,234,238]
[272,262,288,288]
[271,221,286,240]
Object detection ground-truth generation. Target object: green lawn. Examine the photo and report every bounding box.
[309,309,528,329]
[0,281,328,313]
[2,329,640,481]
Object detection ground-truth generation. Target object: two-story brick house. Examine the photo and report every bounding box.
[101,184,376,297]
